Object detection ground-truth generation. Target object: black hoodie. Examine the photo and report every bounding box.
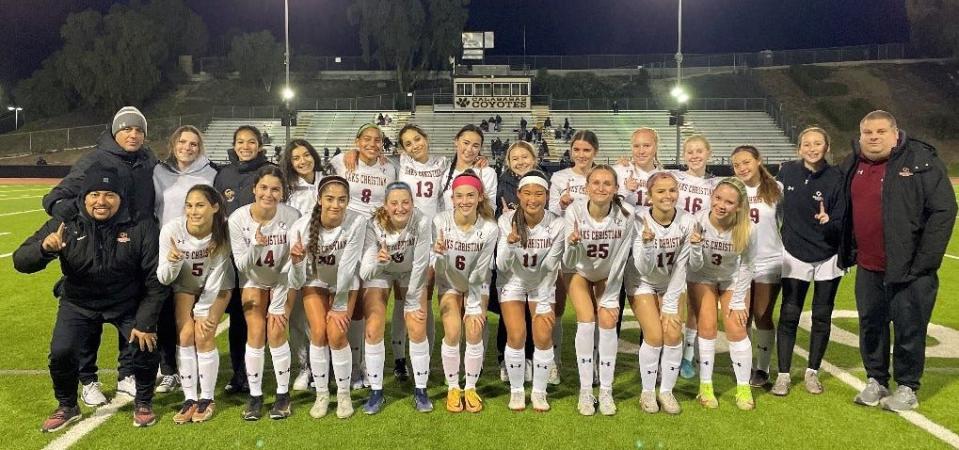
[213,148,274,216]
[775,159,845,263]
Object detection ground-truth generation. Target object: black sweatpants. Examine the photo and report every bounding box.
[77,328,135,384]
[776,277,841,373]
[855,269,938,391]
[226,287,247,378]
[156,293,178,376]
[50,300,159,408]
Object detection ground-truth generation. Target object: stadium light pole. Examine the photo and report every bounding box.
[283,0,292,147]
[7,106,23,130]
[673,0,684,164]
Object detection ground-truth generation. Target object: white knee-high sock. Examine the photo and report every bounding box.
[753,328,774,373]
[410,339,430,389]
[330,346,352,393]
[365,341,386,390]
[196,349,219,400]
[464,342,484,390]
[504,345,525,393]
[683,326,698,362]
[698,337,716,383]
[532,348,553,394]
[176,345,198,401]
[245,345,265,397]
[552,321,564,365]
[391,306,407,360]
[638,342,662,392]
[659,343,683,393]
[348,320,365,377]
[441,341,461,390]
[729,337,753,385]
[597,327,618,391]
[270,342,292,394]
[575,322,596,390]
[309,344,330,393]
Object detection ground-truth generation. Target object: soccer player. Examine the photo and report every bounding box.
[687,177,757,410]
[731,145,784,387]
[288,175,367,419]
[772,127,846,396]
[157,185,234,423]
[438,125,497,211]
[496,171,565,412]
[228,166,302,421]
[564,165,635,416]
[358,182,433,413]
[629,172,696,415]
[433,171,499,413]
[614,127,661,207]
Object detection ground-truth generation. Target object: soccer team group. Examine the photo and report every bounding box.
[14,106,955,433]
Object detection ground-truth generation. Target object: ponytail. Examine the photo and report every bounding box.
[732,145,781,206]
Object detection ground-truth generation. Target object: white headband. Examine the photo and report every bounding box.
[517,176,549,190]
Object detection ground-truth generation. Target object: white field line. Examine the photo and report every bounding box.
[0,208,44,217]
[945,254,958,260]
[0,253,11,258]
[42,317,231,450]
[0,188,52,193]
[0,195,44,200]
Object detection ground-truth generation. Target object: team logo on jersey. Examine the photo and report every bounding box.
[117,232,130,243]
[812,191,823,202]
[224,189,235,203]
[899,167,914,177]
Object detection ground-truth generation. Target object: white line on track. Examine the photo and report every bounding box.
[43,317,231,450]
[945,254,958,260]
[0,208,44,217]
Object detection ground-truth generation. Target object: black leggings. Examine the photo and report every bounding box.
[777,277,841,373]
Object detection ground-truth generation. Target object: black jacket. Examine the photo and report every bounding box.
[776,160,845,263]
[42,131,158,223]
[213,149,273,216]
[496,166,550,217]
[837,130,957,282]
[13,199,168,332]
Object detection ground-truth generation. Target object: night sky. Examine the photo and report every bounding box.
[0,0,909,87]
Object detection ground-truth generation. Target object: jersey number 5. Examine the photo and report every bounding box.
[191,262,204,276]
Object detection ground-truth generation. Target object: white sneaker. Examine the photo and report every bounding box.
[81,381,107,407]
[658,391,681,415]
[293,370,311,392]
[547,363,561,385]
[577,389,596,416]
[639,390,659,413]
[524,359,533,383]
[310,392,330,418]
[336,390,354,419]
[154,375,179,393]
[598,388,617,416]
[499,361,508,383]
[116,376,136,398]
[531,391,550,412]
[508,390,526,411]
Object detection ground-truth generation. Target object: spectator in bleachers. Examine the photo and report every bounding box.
[520,117,528,131]
[544,117,552,129]
[493,120,501,132]
[376,113,386,126]
[324,147,330,163]
[262,132,272,145]
[563,118,570,130]
[612,100,619,115]
[36,156,48,166]
[385,114,392,125]
[539,140,550,161]
[334,147,342,157]
[495,114,502,126]
[480,119,490,133]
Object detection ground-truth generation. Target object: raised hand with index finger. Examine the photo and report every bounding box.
[290,231,306,265]
[42,222,68,253]
[167,236,184,263]
[813,200,830,224]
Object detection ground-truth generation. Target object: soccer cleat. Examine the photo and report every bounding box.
[679,358,696,379]
[155,374,180,393]
[639,390,659,414]
[269,393,292,419]
[132,403,157,427]
[881,386,919,412]
[393,358,409,382]
[771,373,791,396]
[41,406,81,433]
[413,388,433,413]
[292,369,311,392]
[749,369,769,388]
[350,371,369,391]
[525,359,533,383]
[598,388,616,416]
[854,378,890,407]
[464,388,484,413]
[81,381,108,407]
[499,360,508,383]
[309,392,330,419]
[336,390,354,419]
[363,389,385,415]
[577,389,596,416]
[697,382,719,409]
[172,399,197,424]
[116,375,136,398]
[547,363,561,385]
[804,370,823,395]
[531,391,550,412]
[192,399,215,423]
[658,391,681,415]
[735,385,755,411]
[508,390,526,411]
[446,388,464,413]
[224,374,249,394]
[242,396,264,421]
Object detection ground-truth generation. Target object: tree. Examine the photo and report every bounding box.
[348,0,469,93]
[14,53,75,117]
[228,31,284,93]
[137,0,209,57]
[906,0,959,57]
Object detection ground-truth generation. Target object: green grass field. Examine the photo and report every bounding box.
[1,183,957,450]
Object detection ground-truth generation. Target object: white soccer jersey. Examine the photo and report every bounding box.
[432,211,499,315]
[548,168,589,216]
[614,164,658,207]
[563,199,636,308]
[157,217,236,316]
[673,170,716,214]
[630,207,695,314]
[359,210,432,312]
[286,172,322,216]
[438,165,498,212]
[745,182,784,264]
[495,210,566,297]
[398,153,450,218]
[329,153,398,218]
[288,210,366,311]
[687,210,757,309]
[229,203,301,290]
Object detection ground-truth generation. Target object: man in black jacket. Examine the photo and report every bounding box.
[838,110,957,411]
[15,164,168,431]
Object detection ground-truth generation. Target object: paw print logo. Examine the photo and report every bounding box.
[456,98,470,108]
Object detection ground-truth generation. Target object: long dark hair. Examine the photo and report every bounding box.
[442,124,486,195]
[307,176,350,272]
[731,145,780,205]
[281,139,321,194]
[186,184,229,256]
[512,170,550,248]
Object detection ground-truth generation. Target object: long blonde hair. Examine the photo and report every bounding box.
[714,177,752,254]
